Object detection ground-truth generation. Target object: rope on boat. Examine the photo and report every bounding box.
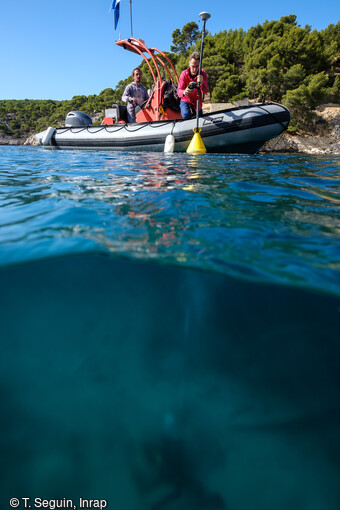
[57,120,179,135]
[257,105,288,131]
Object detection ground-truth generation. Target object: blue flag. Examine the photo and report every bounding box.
[111,0,121,30]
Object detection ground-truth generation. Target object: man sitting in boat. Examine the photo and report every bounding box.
[177,52,208,120]
[122,68,149,123]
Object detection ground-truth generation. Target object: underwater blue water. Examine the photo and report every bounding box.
[1,146,340,510]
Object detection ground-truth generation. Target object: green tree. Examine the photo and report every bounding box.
[326,75,340,103]
[202,55,228,95]
[320,22,340,66]
[283,71,329,131]
[170,22,200,55]
[283,64,306,90]
[212,75,243,102]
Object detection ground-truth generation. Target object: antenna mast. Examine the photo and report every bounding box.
[130,0,133,37]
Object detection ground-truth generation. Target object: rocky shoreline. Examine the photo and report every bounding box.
[1,104,339,155]
[261,131,340,155]
[262,104,340,155]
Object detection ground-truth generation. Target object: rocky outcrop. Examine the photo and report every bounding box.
[261,131,340,155]
[23,134,39,146]
[0,132,40,146]
[261,104,340,155]
[0,134,28,145]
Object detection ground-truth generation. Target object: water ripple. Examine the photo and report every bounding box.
[1,146,340,295]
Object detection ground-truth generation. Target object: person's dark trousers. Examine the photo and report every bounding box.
[180,101,203,119]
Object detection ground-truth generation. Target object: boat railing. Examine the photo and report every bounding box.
[115,38,179,86]
[115,38,181,121]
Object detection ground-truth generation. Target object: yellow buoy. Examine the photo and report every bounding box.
[186,128,206,154]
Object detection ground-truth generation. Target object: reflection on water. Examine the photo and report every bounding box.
[1,148,340,296]
[1,255,340,509]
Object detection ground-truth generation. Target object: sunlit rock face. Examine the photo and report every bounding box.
[262,104,340,155]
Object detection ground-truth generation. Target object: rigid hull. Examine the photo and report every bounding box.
[38,103,290,154]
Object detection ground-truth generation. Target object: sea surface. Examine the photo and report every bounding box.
[1,145,340,510]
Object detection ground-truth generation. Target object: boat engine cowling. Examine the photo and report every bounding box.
[65,111,92,127]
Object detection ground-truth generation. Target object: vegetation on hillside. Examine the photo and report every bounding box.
[0,15,339,138]
[171,15,339,131]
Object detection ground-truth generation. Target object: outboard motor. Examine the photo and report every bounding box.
[65,111,92,127]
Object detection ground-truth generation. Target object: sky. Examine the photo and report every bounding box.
[0,0,339,100]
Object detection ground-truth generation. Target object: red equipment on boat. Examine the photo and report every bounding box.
[104,38,182,124]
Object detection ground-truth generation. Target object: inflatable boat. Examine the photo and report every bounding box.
[36,38,290,154]
[36,103,290,153]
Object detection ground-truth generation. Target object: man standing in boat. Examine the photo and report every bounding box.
[122,68,149,123]
[177,52,208,120]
